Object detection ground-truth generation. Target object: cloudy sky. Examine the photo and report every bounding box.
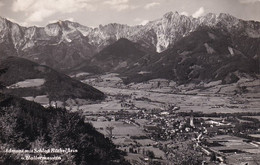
[0,0,260,27]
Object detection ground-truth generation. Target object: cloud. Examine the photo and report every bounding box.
[66,17,74,22]
[192,7,205,18]
[104,0,128,5]
[144,2,160,10]
[20,22,30,27]
[140,20,149,25]
[48,17,74,24]
[134,18,149,25]
[239,0,260,3]
[12,0,34,12]
[103,0,137,11]
[114,4,129,11]
[27,9,54,22]
[111,4,137,11]
[6,17,18,23]
[0,2,4,8]
[12,0,97,22]
[6,17,30,26]
[180,11,189,16]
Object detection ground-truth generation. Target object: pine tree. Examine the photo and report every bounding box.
[0,68,7,91]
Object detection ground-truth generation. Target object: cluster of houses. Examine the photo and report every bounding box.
[82,95,259,164]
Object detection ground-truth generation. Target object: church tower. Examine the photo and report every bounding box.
[190,110,195,128]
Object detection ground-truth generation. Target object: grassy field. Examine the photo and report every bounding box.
[8,78,45,88]
[249,134,260,138]
[23,95,49,105]
[80,100,123,113]
[91,121,145,136]
[34,95,49,104]
[94,85,260,114]
[208,135,260,153]
[72,74,260,164]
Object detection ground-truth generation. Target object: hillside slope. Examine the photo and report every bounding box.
[0,56,104,102]
[0,94,128,165]
[72,38,153,74]
[122,27,259,84]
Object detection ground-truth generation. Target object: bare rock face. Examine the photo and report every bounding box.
[121,27,259,84]
[0,12,260,70]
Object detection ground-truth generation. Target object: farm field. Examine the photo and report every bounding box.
[73,74,260,164]
[23,95,49,105]
[80,99,123,113]
[7,79,45,88]
[91,121,145,136]
[207,135,260,165]
[14,72,259,165]
[93,85,260,114]
[249,134,260,138]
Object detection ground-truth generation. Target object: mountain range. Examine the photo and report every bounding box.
[0,11,259,164]
[121,27,259,84]
[0,11,259,84]
[71,38,153,74]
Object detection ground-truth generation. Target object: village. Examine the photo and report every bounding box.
[81,86,260,165]
[25,73,260,165]
[69,73,260,165]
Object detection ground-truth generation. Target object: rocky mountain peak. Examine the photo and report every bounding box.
[0,11,259,69]
[161,11,191,24]
[217,13,239,26]
[0,17,11,30]
[0,16,4,23]
[218,13,238,20]
[163,11,180,19]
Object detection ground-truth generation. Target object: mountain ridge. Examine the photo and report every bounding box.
[70,38,154,74]
[1,11,260,70]
[121,27,259,84]
[0,56,105,102]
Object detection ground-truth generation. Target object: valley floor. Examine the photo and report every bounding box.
[73,73,260,165]
[22,72,260,164]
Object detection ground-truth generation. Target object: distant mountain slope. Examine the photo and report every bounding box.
[0,94,128,165]
[0,12,260,70]
[122,27,259,84]
[73,38,152,74]
[0,56,104,101]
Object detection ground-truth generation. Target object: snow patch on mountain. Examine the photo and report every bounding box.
[0,12,260,69]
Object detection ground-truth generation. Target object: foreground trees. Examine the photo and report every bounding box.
[0,95,129,165]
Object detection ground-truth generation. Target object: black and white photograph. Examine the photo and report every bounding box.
[0,0,259,164]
